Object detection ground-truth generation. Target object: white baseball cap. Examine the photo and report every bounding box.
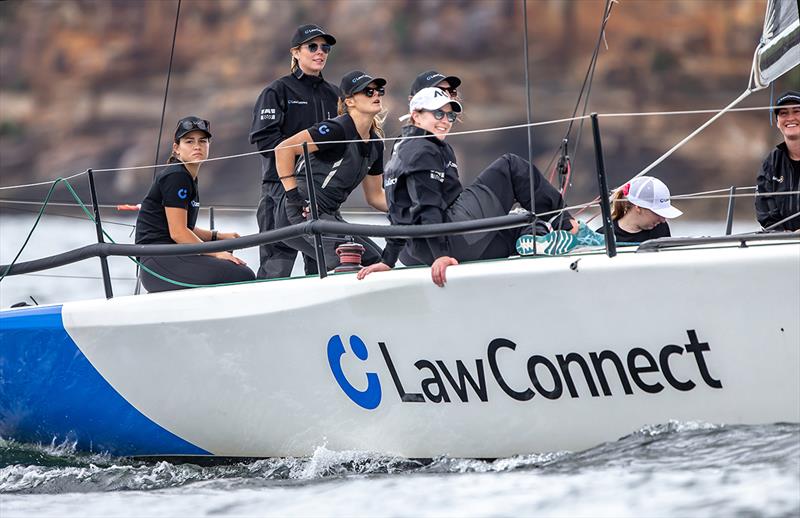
[399,87,463,121]
[625,176,682,218]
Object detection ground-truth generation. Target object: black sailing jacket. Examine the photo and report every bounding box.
[755,142,800,231]
[249,68,340,183]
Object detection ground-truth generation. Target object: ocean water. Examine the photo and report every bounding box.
[2,213,793,517]
[1,422,798,517]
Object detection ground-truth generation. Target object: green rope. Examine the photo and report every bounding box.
[2,177,269,289]
[1,178,65,283]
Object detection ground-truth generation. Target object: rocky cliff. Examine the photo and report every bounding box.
[1,0,797,218]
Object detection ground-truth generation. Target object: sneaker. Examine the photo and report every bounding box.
[516,230,578,256]
[575,221,605,248]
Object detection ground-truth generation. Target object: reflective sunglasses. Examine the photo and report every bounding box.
[423,109,458,123]
[177,119,211,132]
[305,42,332,54]
[362,86,386,98]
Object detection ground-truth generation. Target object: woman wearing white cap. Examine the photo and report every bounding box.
[272,70,388,272]
[358,87,577,287]
[610,176,682,243]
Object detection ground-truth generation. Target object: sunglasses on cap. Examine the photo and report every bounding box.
[362,86,386,98]
[421,109,458,123]
[304,42,332,54]
[440,86,458,97]
[177,119,210,132]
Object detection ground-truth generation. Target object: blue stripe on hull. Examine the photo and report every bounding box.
[0,305,210,457]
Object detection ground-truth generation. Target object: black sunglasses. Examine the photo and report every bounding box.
[362,86,386,98]
[177,119,210,132]
[423,109,458,123]
[305,42,332,54]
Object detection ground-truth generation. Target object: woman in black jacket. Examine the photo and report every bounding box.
[272,71,388,271]
[135,116,254,292]
[249,24,341,279]
[755,90,800,232]
[358,87,577,287]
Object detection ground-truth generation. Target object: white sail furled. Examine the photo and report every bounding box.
[754,0,800,88]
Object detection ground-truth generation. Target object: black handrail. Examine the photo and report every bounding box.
[0,213,533,276]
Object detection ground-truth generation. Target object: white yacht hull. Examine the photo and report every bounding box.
[2,241,798,457]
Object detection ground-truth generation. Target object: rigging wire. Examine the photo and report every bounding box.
[152,0,182,179]
[0,105,787,193]
[545,0,616,185]
[521,0,538,252]
[136,0,181,295]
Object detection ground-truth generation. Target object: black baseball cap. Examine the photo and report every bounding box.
[174,116,211,141]
[409,70,462,97]
[339,70,387,98]
[291,24,336,47]
[775,90,800,115]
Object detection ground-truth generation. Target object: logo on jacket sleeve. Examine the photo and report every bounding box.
[260,108,276,121]
[177,188,188,199]
[327,334,382,410]
[318,124,330,135]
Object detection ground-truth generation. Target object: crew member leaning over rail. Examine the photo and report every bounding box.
[358,87,578,287]
[249,24,341,279]
[756,90,800,232]
[392,70,463,267]
[609,176,682,243]
[134,116,254,292]
[272,71,387,272]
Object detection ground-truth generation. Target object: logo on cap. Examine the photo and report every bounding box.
[305,28,322,34]
[352,74,369,83]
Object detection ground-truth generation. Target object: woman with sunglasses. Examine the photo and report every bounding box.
[272,71,388,271]
[357,87,577,287]
[135,116,255,292]
[249,24,340,279]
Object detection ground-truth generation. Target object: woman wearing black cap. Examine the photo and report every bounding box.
[408,70,461,100]
[135,116,254,292]
[249,24,341,279]
[357,88,577,287]
[272,71,388,271]
[756,90,800,232]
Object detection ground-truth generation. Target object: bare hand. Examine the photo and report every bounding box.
[357,262,391,280]
[218,231,241,240]
[431,256,458,287]
[211,251,246,265]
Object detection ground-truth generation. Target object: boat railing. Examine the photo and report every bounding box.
[1,105,798,298]
[0,212,534,277]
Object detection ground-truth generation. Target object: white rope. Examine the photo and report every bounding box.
[632,88,754,181]
[0,170,88,191]
[599,104,784,118]
[0,100,791,192]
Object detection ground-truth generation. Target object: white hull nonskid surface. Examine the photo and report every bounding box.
[57,242,800,458]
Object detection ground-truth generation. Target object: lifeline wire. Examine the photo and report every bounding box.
[0,103,790,192]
